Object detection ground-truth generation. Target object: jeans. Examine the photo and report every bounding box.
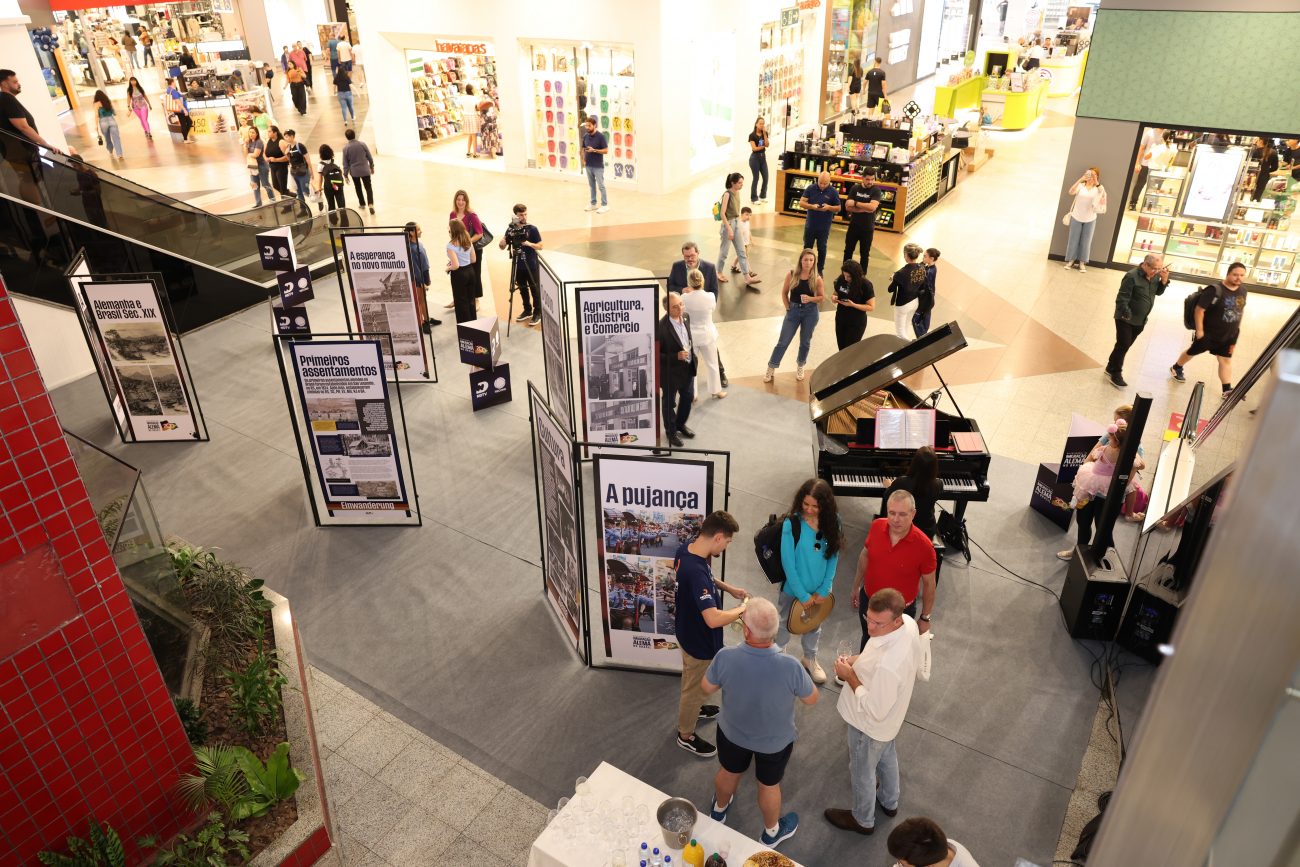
[250,163,274,207]
[662,375,694,437]
[291,172,311,204]
[775,590,820,659]
[99,117,122,156]
[586,165,607,205]
[912,308,932,338]
[1065,216,1097,264]
[1107,319,1144,374]
[717,218,748,277]
[142,45,153,65]
[338,90,354,122]
[768,302,819,368]
[803,221,831,274]
[847,725,900,829]
[749,150,768,200]
[894,298,919,340]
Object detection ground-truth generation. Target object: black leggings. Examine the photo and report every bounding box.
[352,175,373,206]
[1076,497,1105,547]
[749,150,768,201]
[835,310,867,350]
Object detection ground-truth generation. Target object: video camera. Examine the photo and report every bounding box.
[503,218,529,257]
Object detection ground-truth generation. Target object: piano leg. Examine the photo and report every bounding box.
[955,501,968,524]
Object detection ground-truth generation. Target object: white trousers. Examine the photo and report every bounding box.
[694,339,722,395]
[894,299,919,340]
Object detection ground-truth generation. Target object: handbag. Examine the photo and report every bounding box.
[1094,185,1108,215]
[474,223,493,251]
[1061,213,1071,227]
[787,592,834,635]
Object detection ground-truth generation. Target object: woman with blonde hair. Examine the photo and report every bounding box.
[1062,166,1107,272]
[445,219,478,324]
[681,268,726,400]
[765,248,825,382]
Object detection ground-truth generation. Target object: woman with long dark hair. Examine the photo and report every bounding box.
[847,59,864,112]
[748,116,769,203]
[879,446,942,538]
[242,125,274,207]
[717,172,757,286]
[125,77,152,139]
[264,125,291,199]
[92,90,123,158]
[774,478,842,684]
[833,259,875,349]
[1252,137,1279,202]
[445,219,478,324]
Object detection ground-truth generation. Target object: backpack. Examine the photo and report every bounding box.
[1183,283,1222,330]
[711,199,722,221]
[321,161,344,191]
[754,514,800,585]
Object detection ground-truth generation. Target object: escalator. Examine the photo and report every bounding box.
[0,128,363,332]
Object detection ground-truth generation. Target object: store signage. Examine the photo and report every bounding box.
[781,7,800,27]
[797,0,820,8]
[575,283,659,449]
[469,363,512,412]
[530,385,584,655]
[276,266,315,307]
[593,454,714,669]
[1182,145,1246,224]
[538,258,572,435]
[80,280,200,442]
[340,232,430,382]
[436,41,489,55]
[289,339,412,514]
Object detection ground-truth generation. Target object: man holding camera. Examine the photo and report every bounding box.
[497,202,544,325]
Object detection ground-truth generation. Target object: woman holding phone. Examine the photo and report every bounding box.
[833,259,875,349]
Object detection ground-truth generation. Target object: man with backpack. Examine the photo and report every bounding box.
[1171,262,1248,398]
[315,143,346,224]
[1105,253,1169,388]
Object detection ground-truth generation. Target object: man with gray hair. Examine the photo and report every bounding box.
[701,596,818,849]
[1105,252,1169,388]
[853,489,936,652]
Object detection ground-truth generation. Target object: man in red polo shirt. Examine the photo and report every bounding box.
[852,490,935,651]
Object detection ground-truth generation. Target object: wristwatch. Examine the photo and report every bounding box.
[919,614,932,622]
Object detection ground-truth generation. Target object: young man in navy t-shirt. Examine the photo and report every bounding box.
[674,511,750,757]
[582,115,609,213]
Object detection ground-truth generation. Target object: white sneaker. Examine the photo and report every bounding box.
[1078,263,1087,273]
[763,367,775,383]
[597,205,609,214]
[796,365,806,381]
[1056,549,1073,561]
[1062,261,1074,269]
[804,657,827,685]
[584,203,598,212]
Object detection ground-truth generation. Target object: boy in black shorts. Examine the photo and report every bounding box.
[1171,262,1248,398]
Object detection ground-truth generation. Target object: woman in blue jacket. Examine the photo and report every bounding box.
[775,478,843,684]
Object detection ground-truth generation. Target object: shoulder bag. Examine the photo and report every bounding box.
[474,222,493,251]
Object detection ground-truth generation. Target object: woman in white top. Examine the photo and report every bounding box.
[1062,166,1107,272]
[460,83,482,157]
[681,268,726,400]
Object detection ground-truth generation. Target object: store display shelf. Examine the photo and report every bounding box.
[1262,245,1300,253]
[1134,228,1169,235]
[1165,251,1220,263]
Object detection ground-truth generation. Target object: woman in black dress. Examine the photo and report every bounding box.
[264,126,291,199]
[1252,137,1279,202]
[832,259,875,349]
[880,446,942,539]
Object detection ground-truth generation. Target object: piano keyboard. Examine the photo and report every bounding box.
[831,474,981,493]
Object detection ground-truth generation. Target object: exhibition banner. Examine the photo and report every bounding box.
[65,257,126,435]
[530,386,583,655]
[80,280,198,441]
[289,339,412,514]
[340,233,429,381]
[593,454,713,669]
[1029,413,1107,530]
[538,258,572,435]
[575,284,658,447]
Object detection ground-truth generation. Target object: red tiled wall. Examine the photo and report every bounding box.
[0,278,196,864]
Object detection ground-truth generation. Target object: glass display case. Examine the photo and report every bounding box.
[65,433,205,699]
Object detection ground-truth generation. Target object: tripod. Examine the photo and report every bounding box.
[504,247,523,337]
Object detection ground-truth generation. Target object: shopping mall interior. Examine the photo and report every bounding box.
[1,1,1298,866]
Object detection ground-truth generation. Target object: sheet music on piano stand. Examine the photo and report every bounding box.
[874,409,937,449]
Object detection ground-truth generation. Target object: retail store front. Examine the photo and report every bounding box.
[407,39,502,168]
[1113,126,1300,296]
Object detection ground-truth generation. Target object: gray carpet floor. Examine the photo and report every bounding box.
[47,279,1153,866]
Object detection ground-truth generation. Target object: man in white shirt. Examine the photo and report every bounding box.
[337,38,353,72]
[824,587,922,835]
[887,816,981,866]
[1129,126,1164,209]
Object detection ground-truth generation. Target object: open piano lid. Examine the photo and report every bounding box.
[808,321,968,424]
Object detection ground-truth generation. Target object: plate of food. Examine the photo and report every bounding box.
[742,852,795,867]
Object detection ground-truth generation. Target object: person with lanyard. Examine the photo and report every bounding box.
[748,117,770,204]
[582,115,609,213]
[843,166,882,271]
[798,171,840,276]
[833,259,875,349]
[163,77,193,143]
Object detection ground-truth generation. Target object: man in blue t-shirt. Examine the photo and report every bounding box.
[496,202,545,325]
[674,511,749,758]
[582,115,609,213]
[703,596,817,848]
[798,171,841,275]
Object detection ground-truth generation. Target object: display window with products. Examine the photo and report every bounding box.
[523,41,634,182]
[1114,126,1300,295]
[406,42,501,162]
[822,0,879,120]
[758,10,809,134]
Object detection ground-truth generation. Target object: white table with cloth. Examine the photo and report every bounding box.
[527,762,806,867]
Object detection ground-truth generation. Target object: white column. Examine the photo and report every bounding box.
[0,2,70,151]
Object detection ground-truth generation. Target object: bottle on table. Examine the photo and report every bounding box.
[683,839,705,867]
[705,855,727,867]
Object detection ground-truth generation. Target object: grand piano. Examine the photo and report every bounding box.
[810,322,990,521]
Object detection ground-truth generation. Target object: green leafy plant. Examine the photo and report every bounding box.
[167,543,272,659]
[236,741,305,818]
[139,812,250,867]
[38,818,125,867]
[178,745,251,820]
[223,645,288,736]
[173,696,209,745]
[166,543,220,582]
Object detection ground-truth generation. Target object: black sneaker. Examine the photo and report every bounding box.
[530,314,542,325]
[1108,371,1127,388]
[698,704,720,721]
[676,732,716,757]
[1170,364,1186,382]
[515,311,532,322]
